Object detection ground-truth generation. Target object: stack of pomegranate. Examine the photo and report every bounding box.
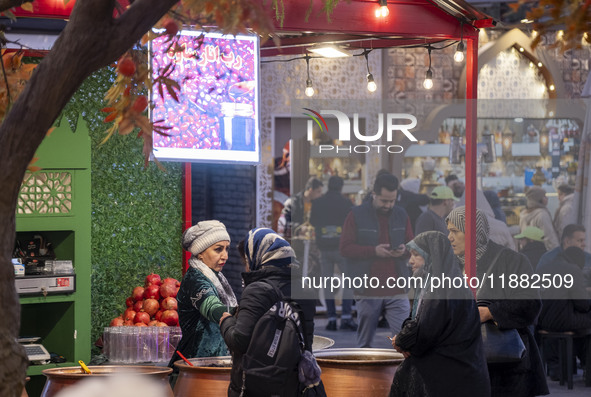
[110,273,180,327]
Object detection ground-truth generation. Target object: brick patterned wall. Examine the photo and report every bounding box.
[190,163,257,299]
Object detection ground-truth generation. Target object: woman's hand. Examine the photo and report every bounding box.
[219,312,232,325]
[390,335,411,358]
[478,306,493,323]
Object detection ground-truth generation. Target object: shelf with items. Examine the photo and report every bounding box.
[403,115,583,192]
[16,118,91,397]
[308,155,364,195]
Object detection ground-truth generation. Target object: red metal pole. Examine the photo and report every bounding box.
[182,162,192,274]
[465,35,478,287]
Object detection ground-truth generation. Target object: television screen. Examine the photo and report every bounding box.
[150,30,260,164]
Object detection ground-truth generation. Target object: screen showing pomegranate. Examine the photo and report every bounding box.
[151,30,260,164]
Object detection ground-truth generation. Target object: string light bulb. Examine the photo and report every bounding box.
[454,41,465,63]
[454,23,465,63]
[304,56,315,97]
[423,46,433,90]
[423,69,433,90]
[367,74,377,92]
[375,0,389,18]
[364,49,377,92]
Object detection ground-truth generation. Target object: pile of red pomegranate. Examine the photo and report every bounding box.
[110,273,180,327]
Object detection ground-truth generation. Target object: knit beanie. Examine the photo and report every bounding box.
[182,220,230,256]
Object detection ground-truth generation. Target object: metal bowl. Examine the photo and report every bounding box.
[312,335,335,351]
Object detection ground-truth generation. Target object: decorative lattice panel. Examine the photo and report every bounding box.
[17,172,73,215]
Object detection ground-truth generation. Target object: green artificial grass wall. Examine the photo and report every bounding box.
[62,67,184,357]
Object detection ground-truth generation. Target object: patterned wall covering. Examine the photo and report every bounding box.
[258,52,382,226]
[17,172,72,215]
[479,48,548,100]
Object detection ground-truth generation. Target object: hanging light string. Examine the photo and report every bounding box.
[363,49,377,92]
[260,41,461,95]
[423,45,433,90]
[304,55,315,97]
[454,22,465,63]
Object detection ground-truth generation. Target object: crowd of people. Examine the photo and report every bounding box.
[165,171,590,397]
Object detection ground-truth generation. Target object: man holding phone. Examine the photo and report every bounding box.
[340,172,414,348]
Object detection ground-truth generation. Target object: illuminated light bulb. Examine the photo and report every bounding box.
[375,6,389,17]
[532,30,538,38]
[519,47,524,52]
[454,41,464,63]
[529,62,534,68]
[367,73,377,92]
[549,111,555,117]
[557,30,564,41]
[537,62,543,67]
[423,69,433,90]
[305,79,315,97]
[549,84,555,91]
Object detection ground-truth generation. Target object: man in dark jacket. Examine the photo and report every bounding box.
[515,226,547,269]
[340,172,413,348]
[310,176,356,331]
[537,246,591,380]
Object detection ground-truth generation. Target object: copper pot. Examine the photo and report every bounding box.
[173,356,232,397]
[314,348,404,396]
[41,365,173,397]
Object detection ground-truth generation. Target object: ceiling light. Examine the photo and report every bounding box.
[375,0,389,18]
[308,45,351,58]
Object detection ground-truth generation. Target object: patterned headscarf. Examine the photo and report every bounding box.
[446,206,490,265]
[245,228,296,271]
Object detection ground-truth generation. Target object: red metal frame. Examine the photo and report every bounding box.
[465,37,479,284]
[182,163,192,274]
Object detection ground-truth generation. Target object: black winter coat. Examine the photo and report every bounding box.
[519,241,547,270]
[310,190,353,250]
[477,241,549,397]
[537,252,591,331]
[220,266,316,397]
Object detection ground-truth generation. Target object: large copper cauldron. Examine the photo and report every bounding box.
[173,356,232,397]
[41,365,173,397]
[314,348,404,396]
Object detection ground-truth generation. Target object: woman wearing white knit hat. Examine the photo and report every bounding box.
[168,220,238,379]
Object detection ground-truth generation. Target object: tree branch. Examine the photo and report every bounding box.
[0,0,28,14]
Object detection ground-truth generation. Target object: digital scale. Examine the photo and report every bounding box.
[18,337,50,364]
[15,274,76,295]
